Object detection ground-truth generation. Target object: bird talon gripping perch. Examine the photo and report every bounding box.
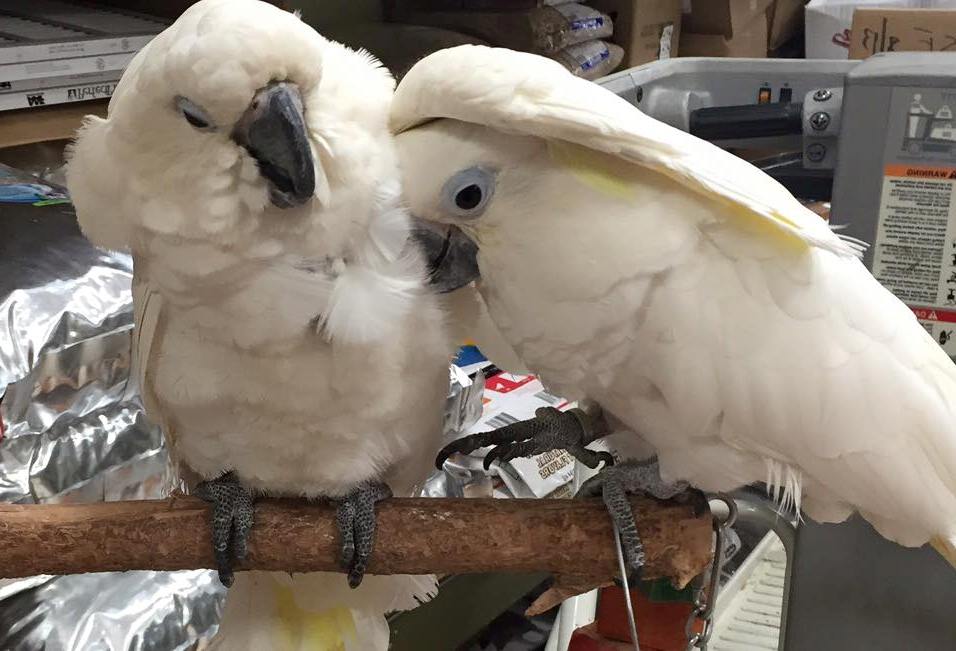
[435,404,612,471]
[576,458,698,579]
[334,481,393,588]
[194,471,255,587]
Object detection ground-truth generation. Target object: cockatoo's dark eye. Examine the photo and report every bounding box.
[455,184,483,210]
[175,96,216,132]
[441,166,496,219]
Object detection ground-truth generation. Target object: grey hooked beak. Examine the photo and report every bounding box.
[233,81,315,209]
[411,218,480,293]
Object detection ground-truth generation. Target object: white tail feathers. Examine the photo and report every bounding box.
[827,223,869,259]
[764,458,803,519]
[206,571,437,651]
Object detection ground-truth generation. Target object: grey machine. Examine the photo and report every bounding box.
[601,54,956,650]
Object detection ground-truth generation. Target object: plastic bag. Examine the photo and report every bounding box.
[531,2,614,52]
[393,2,613,55]
[550,39,624,81]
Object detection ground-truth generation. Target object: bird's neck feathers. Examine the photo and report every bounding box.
[314,179,431,345]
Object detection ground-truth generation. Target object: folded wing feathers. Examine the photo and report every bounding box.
[392,45,864,260]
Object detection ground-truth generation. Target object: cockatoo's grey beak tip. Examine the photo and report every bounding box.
[411,218,480,293]
[234,81,315,209]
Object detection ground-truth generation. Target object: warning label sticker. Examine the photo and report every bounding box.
[870,89,956,358]
[912,307,956,354]
[872,164,956,308]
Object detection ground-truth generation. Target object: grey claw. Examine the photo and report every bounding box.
[575,459,695,579]
[602,471,646,576]
[447,405,607,473]
[335,481,392,588]
[436,416,543,469]
[482,441,530,469]
[195,471,255,588]
[569,446,615,470]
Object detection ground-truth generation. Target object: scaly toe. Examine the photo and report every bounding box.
[334,481,392,588]
[195,471,256,588]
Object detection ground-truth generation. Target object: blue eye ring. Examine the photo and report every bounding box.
[441,166,496,219]
[175,96,217,132]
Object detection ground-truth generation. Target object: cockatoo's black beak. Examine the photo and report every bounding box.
[411,218,480,293]
[233,81,315,209]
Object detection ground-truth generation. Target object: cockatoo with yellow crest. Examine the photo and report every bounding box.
[394,44,956,576]
[66,1,452,648]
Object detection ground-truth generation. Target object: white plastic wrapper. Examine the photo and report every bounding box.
[442,367,580,499]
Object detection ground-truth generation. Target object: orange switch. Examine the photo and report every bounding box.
[758,87,772,104]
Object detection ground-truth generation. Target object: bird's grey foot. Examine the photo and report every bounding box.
[576,458,700,578]
[335,481,392,588]
[435,406,613,470]
[194,471,255,588]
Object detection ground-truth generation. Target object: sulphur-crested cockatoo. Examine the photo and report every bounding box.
[393,44,956,575]
[66,1,452,648]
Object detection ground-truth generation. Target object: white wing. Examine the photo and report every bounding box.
[391,44,859,259]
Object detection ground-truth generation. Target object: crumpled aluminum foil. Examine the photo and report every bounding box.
[0,572,223,651]
[0,162,489,650]
[0,163,223,650]
[443,364,485,440]
[422,366,488,499]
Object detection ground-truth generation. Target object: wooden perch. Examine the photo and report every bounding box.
[0,496,712,612]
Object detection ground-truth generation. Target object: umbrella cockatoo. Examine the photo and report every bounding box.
[392,44,956,575]
[66,1,452,648]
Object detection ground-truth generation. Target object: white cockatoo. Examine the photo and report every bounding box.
[66,1,453,648]
[392,44,956,575]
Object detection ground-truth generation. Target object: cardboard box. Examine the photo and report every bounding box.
[386,0,572,12]
[804,0,946,60]
[849,7,956,58]
[680,0,772,58]
[590,0,683,66]
[678,0,801,58]
[768,0,807,50]
[0,100,107,149]
[387,4,615,54]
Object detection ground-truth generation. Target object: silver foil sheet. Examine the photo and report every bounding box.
[0,163,223,649]
[0,571,224,651]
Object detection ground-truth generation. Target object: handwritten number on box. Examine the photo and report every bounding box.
[859,17,956,55]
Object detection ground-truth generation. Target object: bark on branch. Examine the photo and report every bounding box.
[0,495,712,610]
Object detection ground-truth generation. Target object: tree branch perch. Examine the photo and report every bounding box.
[0,496,712,610]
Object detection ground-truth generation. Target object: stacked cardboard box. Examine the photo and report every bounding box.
[0,0,168,113]
[680,0,807,58]
[847,5,956,60]
[387,1,679,80]
[589,0,683,66]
